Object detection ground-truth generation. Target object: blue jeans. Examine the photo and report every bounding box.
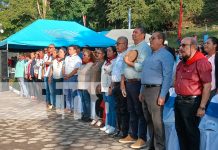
[64,75,78,110]
[126,81,147,141]
[51,78,63,108]
[78,89,91,118]
[103,92,116,128]
[49,78,55,107]
[44,77,51,105]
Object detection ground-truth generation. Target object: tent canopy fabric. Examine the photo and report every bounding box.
[0,19,115,50]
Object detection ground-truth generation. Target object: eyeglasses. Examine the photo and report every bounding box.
[48,47,54,49]
[149,36,158,41]
[96,52,103,54]
[116,42,125,45]
[179,43,191,48]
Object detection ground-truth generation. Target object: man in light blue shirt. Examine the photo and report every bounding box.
[119,27,151,149]
[110,36,129,138]
[139,32,174,150]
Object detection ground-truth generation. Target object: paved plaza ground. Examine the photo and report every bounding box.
[0,91,148,150]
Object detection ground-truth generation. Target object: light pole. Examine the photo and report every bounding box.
[0,23,4,33]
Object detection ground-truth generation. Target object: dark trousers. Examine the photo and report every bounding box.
[112,83,129,137]
[126,81,147,141]
[141,86,165,150]
[174,96,201,150]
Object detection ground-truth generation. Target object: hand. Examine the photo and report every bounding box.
[139,93,145,102]
[124,55,129,63]
[48,77,52,84]
[108,87,112,95]
[64,74,69,80]
[29,76,32,80]
[157,97,165,106]
[121,89,127,97]
[196,108,205,117]
[120,81,125,91]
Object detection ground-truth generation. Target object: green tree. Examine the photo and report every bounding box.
[106,0,204,32]
[146,0,180,31]
[107,0,149,29]
[0,0,38,36]
[87,0,111,31]
[49,0,94,24]
[37,0,51,19]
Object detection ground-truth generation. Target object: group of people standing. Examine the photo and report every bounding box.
[14,26,218,150]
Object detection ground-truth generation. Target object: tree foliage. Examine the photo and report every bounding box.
[107,0,149,29]
[0,0,38,36]
[49,0,94,23]
[0,0,214,39]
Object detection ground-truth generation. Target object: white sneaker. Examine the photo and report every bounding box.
[90,119,98,126]
[95,120,103,127]
[100,125,110,131]
[105,126,115,134]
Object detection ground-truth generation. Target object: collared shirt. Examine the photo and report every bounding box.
[64,54,82,75]
[208,54,216,90]
[123,40,151,79]
[15,60,25,78]
[52,59,64,79]
[111,51,126,82]
[101,59,115,92]
[141,47,174,98]
[175,58,212,96]
[35,58,44,79]
[43,55,52,77]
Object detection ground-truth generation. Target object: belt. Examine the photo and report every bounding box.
[177,95,198,99]
[126,78,140,82]
[113,82,120,86]
[143,84,161,88]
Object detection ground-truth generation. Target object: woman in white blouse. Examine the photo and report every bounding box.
[204,37,218,100]
[49,47,66,112]
[100,46,117,134]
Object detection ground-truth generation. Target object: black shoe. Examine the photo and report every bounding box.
[83,117,92,122]
[112,131,124,138]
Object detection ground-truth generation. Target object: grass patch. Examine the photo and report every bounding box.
[167,25,218,48]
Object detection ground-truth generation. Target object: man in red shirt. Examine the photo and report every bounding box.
[174,37,212,150]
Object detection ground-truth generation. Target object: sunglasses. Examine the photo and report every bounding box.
[149,36,158,41]
[179,43,191,48]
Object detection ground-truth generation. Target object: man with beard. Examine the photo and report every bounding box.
[174,37,212,150]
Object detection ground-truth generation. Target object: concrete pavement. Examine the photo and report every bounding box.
[0,91,146,150]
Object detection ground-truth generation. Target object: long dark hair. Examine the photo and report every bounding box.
[107,46,117,57]
[208,37,218,52]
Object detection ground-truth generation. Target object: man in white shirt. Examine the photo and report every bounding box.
[63,45,82,112]
[44,44,55,109]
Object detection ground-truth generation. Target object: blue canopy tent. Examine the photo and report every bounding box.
[0,19,115,50]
